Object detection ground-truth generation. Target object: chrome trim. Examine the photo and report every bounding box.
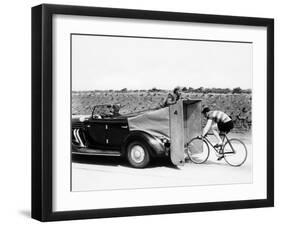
[72,149,121,156]
[76,129,85,147]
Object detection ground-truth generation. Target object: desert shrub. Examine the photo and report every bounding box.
[182,87,188,92]
[232,87,242,94]
[120,88,128,92]
[149,87,160,92]
[243,89,252,94]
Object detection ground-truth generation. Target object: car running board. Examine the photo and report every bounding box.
[72,148,122,157]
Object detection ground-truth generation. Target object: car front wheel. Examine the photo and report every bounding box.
[127,141,150,168]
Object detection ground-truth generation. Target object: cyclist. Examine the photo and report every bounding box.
[201,107,234,154]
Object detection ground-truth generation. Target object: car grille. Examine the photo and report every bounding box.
[72,121,84,128]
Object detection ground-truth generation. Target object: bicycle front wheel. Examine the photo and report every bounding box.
[186,138,210,164]
[223,138,247,167]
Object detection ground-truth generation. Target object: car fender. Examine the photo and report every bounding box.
[122,130,166,157]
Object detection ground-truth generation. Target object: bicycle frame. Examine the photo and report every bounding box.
[186,133,247,166]
[203,133,235,155]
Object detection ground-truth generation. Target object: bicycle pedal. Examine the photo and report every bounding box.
[217,156,224,161]
[214,144,223,148]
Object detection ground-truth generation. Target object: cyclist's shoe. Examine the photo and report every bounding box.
[217,155,224,161]
[214,143,223,148]
[216,150,224,160]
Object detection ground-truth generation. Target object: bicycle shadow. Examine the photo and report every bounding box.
[185,159,228,166]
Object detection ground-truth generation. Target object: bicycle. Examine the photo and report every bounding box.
[185,132,248,167]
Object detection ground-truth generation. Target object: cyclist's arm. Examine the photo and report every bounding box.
[202,119,212,137]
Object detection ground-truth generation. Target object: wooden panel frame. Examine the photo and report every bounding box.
[169,100,185,165]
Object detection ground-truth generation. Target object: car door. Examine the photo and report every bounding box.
[106,119,129,149]
[86,119,107,148]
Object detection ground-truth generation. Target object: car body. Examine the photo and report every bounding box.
[72,104,170,168]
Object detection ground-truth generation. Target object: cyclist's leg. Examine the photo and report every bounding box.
[211,123,223,145]
[218,121,233,148]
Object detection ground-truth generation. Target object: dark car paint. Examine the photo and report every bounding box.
[86,118,129,150]
[121,130,168,157]
[72,115,169,158]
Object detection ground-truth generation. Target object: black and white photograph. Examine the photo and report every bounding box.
[30,4,274,221]
[71,34,253,191]
[0,0,278,224]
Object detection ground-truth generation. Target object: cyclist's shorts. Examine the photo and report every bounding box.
[218,120,234,133]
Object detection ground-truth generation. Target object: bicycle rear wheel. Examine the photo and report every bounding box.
[186,138,210,164]
[223,138,247,166]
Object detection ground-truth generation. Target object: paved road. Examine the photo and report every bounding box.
[72,132,252,191]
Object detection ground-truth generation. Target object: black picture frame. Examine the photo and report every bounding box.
[32,4,274,222]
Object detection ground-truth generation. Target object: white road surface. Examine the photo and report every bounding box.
[72,132,252,191]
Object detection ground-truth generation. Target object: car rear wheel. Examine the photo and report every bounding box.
[127,141,150,168]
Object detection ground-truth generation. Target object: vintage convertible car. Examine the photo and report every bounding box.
[72,100,202,168]
[72,104,171,168]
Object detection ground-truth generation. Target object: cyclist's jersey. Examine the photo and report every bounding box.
[207,110,231,123]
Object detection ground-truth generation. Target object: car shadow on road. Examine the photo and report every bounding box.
[72,154,126,167]
[72,154,178,169]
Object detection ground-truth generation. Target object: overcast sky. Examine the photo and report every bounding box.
[72,34,252,91]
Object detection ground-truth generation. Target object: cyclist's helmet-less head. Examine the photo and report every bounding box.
[202,107,210,115]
